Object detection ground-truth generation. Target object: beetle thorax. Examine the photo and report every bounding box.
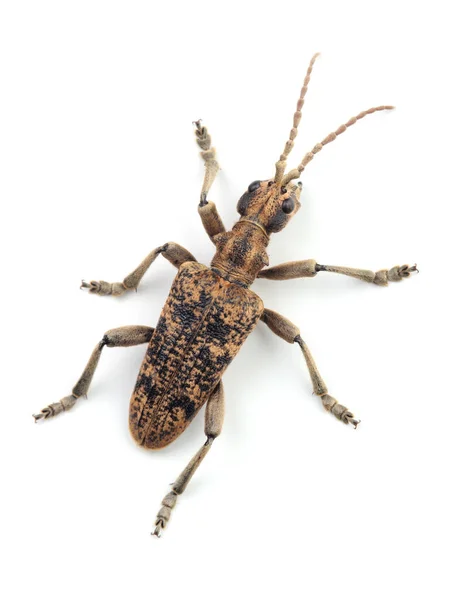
[210,222,269,287]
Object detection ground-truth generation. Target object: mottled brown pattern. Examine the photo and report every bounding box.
[211,223,269,286]
[32,53,419,539]
[129,261,263,449]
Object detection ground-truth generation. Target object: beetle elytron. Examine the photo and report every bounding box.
[33,53,417,536]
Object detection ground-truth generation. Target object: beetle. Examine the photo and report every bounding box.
[33,53,418,537]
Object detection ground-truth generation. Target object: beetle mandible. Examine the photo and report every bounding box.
[33,53,418,537]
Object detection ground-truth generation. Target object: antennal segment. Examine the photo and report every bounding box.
[281,105,394,185]
[274,52,320,185]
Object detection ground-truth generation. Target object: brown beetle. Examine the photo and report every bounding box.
[33,53,417,536]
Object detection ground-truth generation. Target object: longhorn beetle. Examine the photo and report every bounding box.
[33,53,418,536]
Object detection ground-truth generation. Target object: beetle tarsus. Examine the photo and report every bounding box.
[373,263,419,285]
[349,416,361,429]
[33,410,47,422]
[32,395,78,423]
[340,409,361,429]
[405,263,418,275]
[151,522,163,538]
[33,407,53,422]
[152,491,178,536]
[80,279,100,292]
[397,264,418,278]
[321,394,360,429]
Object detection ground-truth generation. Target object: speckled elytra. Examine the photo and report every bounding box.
[33,53,417,536]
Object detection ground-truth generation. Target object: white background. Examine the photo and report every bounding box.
[1,1,448,599]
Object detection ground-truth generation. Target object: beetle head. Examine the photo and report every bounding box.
[237,179,302,234]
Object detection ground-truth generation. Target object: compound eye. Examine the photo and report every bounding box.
[248,180,261,193]
[281,197,295,214]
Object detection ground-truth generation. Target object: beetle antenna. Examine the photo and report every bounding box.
[281,105,395,185]
[274,52,320,186]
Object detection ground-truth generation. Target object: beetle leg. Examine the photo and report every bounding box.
[315,262,418,285]
[258,259,418,286]
[260,309,360,428]
[258,259,318,280]
[193,120,220,207]
[32,325,154,422]
[198,201,226,243]
[295,335,360,428]
[80,242,196,296]
[152,380,224,537]
[193,120,226,242]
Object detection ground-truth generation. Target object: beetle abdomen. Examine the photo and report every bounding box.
[129,261,263,449]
